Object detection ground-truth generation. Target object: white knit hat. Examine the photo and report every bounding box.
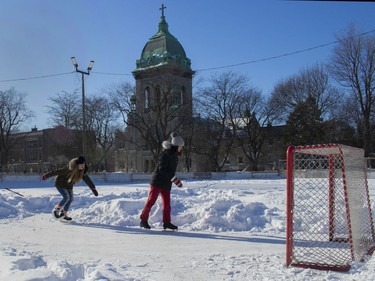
[171,132,184,146]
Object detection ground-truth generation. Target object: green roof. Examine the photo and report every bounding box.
[133,13,192,73]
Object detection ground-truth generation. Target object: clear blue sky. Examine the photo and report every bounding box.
[0,0,374,130]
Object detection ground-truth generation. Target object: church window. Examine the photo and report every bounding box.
[145,87,151,110]
[155,86,161,108]
[180,86,185,105]
[170,86,185,108]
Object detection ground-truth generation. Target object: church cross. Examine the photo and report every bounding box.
[159,4,167,17]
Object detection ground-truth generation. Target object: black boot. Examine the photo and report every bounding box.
[52,208,61,219]
[62,215,72,221]
[163,222,178,231]
[140,221,151,229]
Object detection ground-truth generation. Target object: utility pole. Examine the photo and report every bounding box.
[71,57,94,156]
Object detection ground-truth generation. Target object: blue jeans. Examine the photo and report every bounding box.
[56,186,74,211]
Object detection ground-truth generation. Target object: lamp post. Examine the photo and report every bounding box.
[71,57,94,157]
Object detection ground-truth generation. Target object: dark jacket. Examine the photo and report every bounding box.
[44,163,95,191]
[150,141,179,190]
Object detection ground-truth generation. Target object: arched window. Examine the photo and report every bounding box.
[180,86,185,105]
[155,86,161,107]
[170,86,185,109]
[130,95,136,111]
[144,87,150,110]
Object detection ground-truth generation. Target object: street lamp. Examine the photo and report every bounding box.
[71,56,94,157]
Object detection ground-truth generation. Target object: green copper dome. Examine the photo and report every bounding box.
[134,10,192,72]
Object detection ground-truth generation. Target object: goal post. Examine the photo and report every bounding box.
[286,144,375,271]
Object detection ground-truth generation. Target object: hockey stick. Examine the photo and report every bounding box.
[3,188,25,197]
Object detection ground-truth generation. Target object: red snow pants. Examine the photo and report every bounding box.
[140,185,171,223]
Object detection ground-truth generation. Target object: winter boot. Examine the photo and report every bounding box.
[59,210,72,222]
[140,221,151,229]
[61,215,72,221]
[163,222,178,231]
[52,208,61,219]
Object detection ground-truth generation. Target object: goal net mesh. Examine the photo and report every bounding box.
[286,144,375,271]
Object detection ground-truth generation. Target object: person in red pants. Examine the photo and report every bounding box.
[140,132,184,230]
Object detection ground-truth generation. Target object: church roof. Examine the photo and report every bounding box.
[133,6,192,73]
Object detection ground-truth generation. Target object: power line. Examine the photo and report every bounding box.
[92,71,133,76]
[0,71,75,83]
[1,29,374,82]
[0,70,132,83]
[195,29,375,72]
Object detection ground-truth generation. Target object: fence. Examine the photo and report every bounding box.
[0,171,281,183]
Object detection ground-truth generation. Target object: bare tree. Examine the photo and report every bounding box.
[108,77,188,167]
[0,88,34,171]
[106,82,134,126]
[270,64,341,123]
[233,89,276,171]
[47,90,81,129]
[85,95,120,171]
[329,25,375,156]
[194,71,251,171]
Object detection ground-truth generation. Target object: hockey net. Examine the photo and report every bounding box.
[286,144,375,271]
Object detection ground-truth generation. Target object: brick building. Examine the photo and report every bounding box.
[5,126,83,173]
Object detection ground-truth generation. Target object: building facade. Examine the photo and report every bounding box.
[114,7,195,173]
[4,126,83,173]
[113,7,286,173]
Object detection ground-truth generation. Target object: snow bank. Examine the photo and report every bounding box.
[0,178,374,281]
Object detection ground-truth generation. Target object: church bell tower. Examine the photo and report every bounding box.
[126,4,194,172]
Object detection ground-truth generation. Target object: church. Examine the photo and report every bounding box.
[113,5,284,173]
[114,5,196,173]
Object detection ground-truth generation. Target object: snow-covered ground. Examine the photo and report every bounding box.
[0,177,375,281]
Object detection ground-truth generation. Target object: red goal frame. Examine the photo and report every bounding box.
[286,144,375,271]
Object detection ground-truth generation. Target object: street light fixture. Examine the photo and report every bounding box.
[71,56,95,157]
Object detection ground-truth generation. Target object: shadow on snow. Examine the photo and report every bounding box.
[69,221,285,245]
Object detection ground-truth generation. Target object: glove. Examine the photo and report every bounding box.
[91,188,98,196]
[40,174,47,180]
[171,176,183,188]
